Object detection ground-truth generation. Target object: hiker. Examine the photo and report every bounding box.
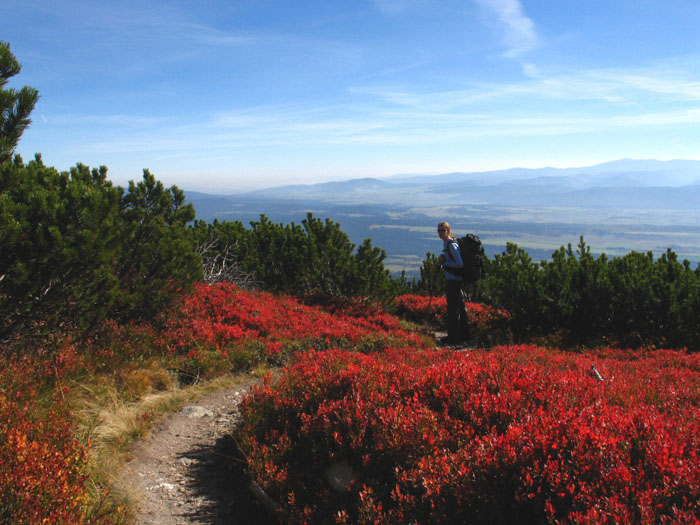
[437,221,469,344]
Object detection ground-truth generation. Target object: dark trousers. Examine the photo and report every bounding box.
[445,279,469,342]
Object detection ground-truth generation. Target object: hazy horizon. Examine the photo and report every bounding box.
[180,157,700,194]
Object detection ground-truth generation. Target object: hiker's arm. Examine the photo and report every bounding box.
[442,242,463,270]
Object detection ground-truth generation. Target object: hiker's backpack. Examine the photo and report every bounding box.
[455,234,485,282]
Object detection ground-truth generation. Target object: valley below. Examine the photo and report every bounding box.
[187,196,700,276]
[186,159,700,275]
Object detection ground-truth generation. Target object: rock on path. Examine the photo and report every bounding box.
[119,378,278,524]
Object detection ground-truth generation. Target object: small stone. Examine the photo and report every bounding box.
[154,482,176,492]
[182,406,214,418]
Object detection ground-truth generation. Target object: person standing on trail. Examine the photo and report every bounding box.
[437,221,469,344]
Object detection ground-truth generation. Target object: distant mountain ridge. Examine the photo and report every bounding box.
[184,159,700,272]
[234,159,700,209]
[386,159,700,187]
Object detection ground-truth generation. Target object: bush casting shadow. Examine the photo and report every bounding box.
[178,432,279,524]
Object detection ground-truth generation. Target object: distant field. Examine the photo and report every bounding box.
[372,205,700,274]
[188,195,700,276]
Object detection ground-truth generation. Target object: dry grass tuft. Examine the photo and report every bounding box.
[72,363,269,523]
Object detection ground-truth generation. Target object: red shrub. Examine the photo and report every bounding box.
[240,345,700,523]
[394,294,446,325]
[394,294,511,343]
[0,356,88,524]
[160,283,426,361]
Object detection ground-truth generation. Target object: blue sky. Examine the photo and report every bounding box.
[3,0,700,191]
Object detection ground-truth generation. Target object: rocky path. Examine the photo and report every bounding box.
[118,334,471,524]
[119,378,278,524]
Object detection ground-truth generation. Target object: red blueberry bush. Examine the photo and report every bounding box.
[158,283,428,374]
[394,294,511,344]
[0,281,435,523]
[239,345,700,523]
[393,294,447,325]
[0,353,88,524]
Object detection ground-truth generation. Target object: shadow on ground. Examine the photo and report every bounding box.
[179,432,280,524]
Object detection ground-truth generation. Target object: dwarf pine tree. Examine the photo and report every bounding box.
[1,161,202,343]
[0,157,124,339]
[117,169,201,320]
[429,237,700,348]
[352,238,396,302]
[301,213,357,297]
[0,42,39,163]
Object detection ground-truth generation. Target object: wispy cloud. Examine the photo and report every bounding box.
[75,102,700,163]
[523,65,700,104]
[372,0,405,16]
[23,2,257,58]
[45,104,700,179]
[62,56,700,162]
[474,0,539,57]
[174,22,258,48]
[353,60,700,112]
[47,113,173,127]
[371,0,425,16]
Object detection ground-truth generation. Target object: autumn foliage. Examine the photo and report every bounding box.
[4,282,700,523]
[394,293,511,344]
[0,354,88,524]
[158,283,427,372]
[240,345,700,523]
[0,284,430,523]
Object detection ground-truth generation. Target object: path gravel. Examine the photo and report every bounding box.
[119,378,279,524]
[118,334,469,523]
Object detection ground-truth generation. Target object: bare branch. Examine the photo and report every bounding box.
[197,238,258,289]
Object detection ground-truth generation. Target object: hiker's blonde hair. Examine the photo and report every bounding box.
[438,221,454,238]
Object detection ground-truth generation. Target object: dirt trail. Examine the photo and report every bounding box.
[118,335,467,524]
[119,378,278,524]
